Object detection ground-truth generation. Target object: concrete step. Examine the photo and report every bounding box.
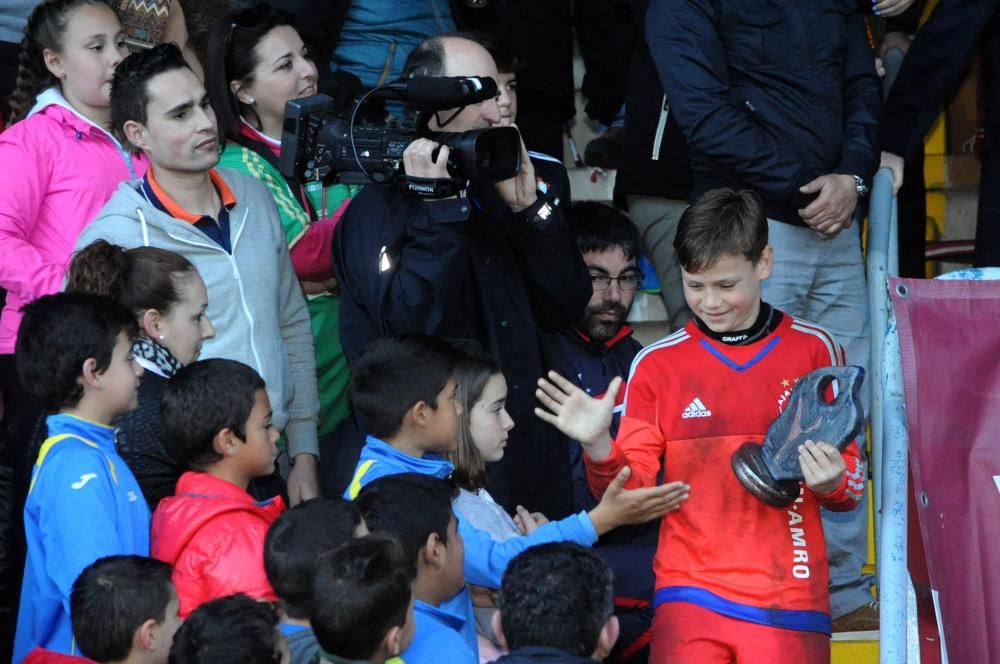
[566,166,616,202]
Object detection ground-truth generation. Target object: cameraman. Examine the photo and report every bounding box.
[333,35,591,520]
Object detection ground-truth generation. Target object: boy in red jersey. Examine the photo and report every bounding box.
[536,188,865,663]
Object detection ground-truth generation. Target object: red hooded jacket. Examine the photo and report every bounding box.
[150,472,285,617]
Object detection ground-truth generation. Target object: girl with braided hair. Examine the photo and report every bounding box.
[0,0,147,413]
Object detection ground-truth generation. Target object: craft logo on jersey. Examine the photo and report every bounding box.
[682,397,712,419]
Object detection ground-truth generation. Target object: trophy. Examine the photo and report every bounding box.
[731,366,865,507]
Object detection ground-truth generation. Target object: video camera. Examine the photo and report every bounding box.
[278,75,522,197]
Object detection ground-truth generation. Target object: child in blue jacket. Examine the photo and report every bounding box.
[13,293,149,662]
[344,335,684,657]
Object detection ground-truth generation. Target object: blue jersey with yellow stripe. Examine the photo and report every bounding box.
[345,436,600,658]
[13,414,150,662]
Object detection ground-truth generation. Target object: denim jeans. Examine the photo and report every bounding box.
[762,219,875,618]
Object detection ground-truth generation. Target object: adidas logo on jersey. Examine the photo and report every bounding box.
[682,398,712,419]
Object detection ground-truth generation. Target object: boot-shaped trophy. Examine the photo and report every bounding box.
[731,366,865,507]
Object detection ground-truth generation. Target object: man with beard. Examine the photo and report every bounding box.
[544,202,644,513]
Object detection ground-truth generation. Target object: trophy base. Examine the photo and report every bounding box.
[731,442,802,508]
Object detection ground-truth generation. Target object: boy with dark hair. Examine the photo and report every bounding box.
[264,498,367,664]
[355,474,475,663]
[537,187,866,662]
[78,41,321,507]
[492,543,619,662]
[70,555,180,664]
[346,335,682,659]
[167,594,288,664]
[13,293,149,662]
[151,359,285,618]
[347,334,462,445]
[310,535,416,664]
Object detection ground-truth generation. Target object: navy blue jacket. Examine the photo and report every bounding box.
[544,326,641,512]
[646,0,881,225]
[881,0,1000,159]
[333,155,591,519]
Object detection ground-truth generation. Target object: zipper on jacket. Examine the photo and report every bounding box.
[651,95,670,161]
[148,204,264,376]
[226,208,264,376]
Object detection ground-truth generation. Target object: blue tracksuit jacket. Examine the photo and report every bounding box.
[346,436,598,656]
[13,414,150,662]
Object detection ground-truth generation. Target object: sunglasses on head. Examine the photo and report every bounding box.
[223,4,295,57]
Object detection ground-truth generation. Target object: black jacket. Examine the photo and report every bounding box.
[333,155,592,518]
[881,0,1000,159]
[646,0,881,224]
[544,326,642,512]
[615,0,694,203]
[113,372,182,511]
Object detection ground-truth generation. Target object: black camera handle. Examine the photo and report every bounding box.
[349,85,467,196]
[401,176,464,199]
[348,86,390,184]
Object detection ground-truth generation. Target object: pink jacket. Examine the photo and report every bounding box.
[0,88,147,353]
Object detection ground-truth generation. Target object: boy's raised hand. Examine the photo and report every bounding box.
[588,467,690,536]
[799,440,847,495]
[535,371,618,460]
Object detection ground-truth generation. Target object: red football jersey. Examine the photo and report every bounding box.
[586,314,864,633]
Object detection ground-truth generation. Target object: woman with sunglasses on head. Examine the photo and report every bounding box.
[205,5,363,496]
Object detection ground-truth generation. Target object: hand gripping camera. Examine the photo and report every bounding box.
[278,76,521,197]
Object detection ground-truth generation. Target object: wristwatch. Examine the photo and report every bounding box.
[853,175,869,198]
[514,193,555,229]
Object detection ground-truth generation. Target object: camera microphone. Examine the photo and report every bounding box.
[381,76,498,108]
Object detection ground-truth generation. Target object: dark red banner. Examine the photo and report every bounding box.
[890,275,1000,664]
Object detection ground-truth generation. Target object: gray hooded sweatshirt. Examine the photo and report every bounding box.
[76,168,320,458]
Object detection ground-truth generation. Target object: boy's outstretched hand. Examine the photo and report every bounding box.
[535,371,618,461]
[799,440,847,495]
[588,467,690,536]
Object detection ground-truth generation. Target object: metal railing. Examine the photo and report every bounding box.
[866,166,916,663]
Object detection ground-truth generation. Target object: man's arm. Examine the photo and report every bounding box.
[837,15,882,184]
[881,0,1000,161]
[333,141,472,346]
[506,160,592,332]
[272,203,321,504]
[645,0,809,204]
[799,14,881,236]
[164,1,203,80]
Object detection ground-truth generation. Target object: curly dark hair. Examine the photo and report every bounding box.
[8,0,112,123]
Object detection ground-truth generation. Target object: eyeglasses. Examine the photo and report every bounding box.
[590,273,644,291]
